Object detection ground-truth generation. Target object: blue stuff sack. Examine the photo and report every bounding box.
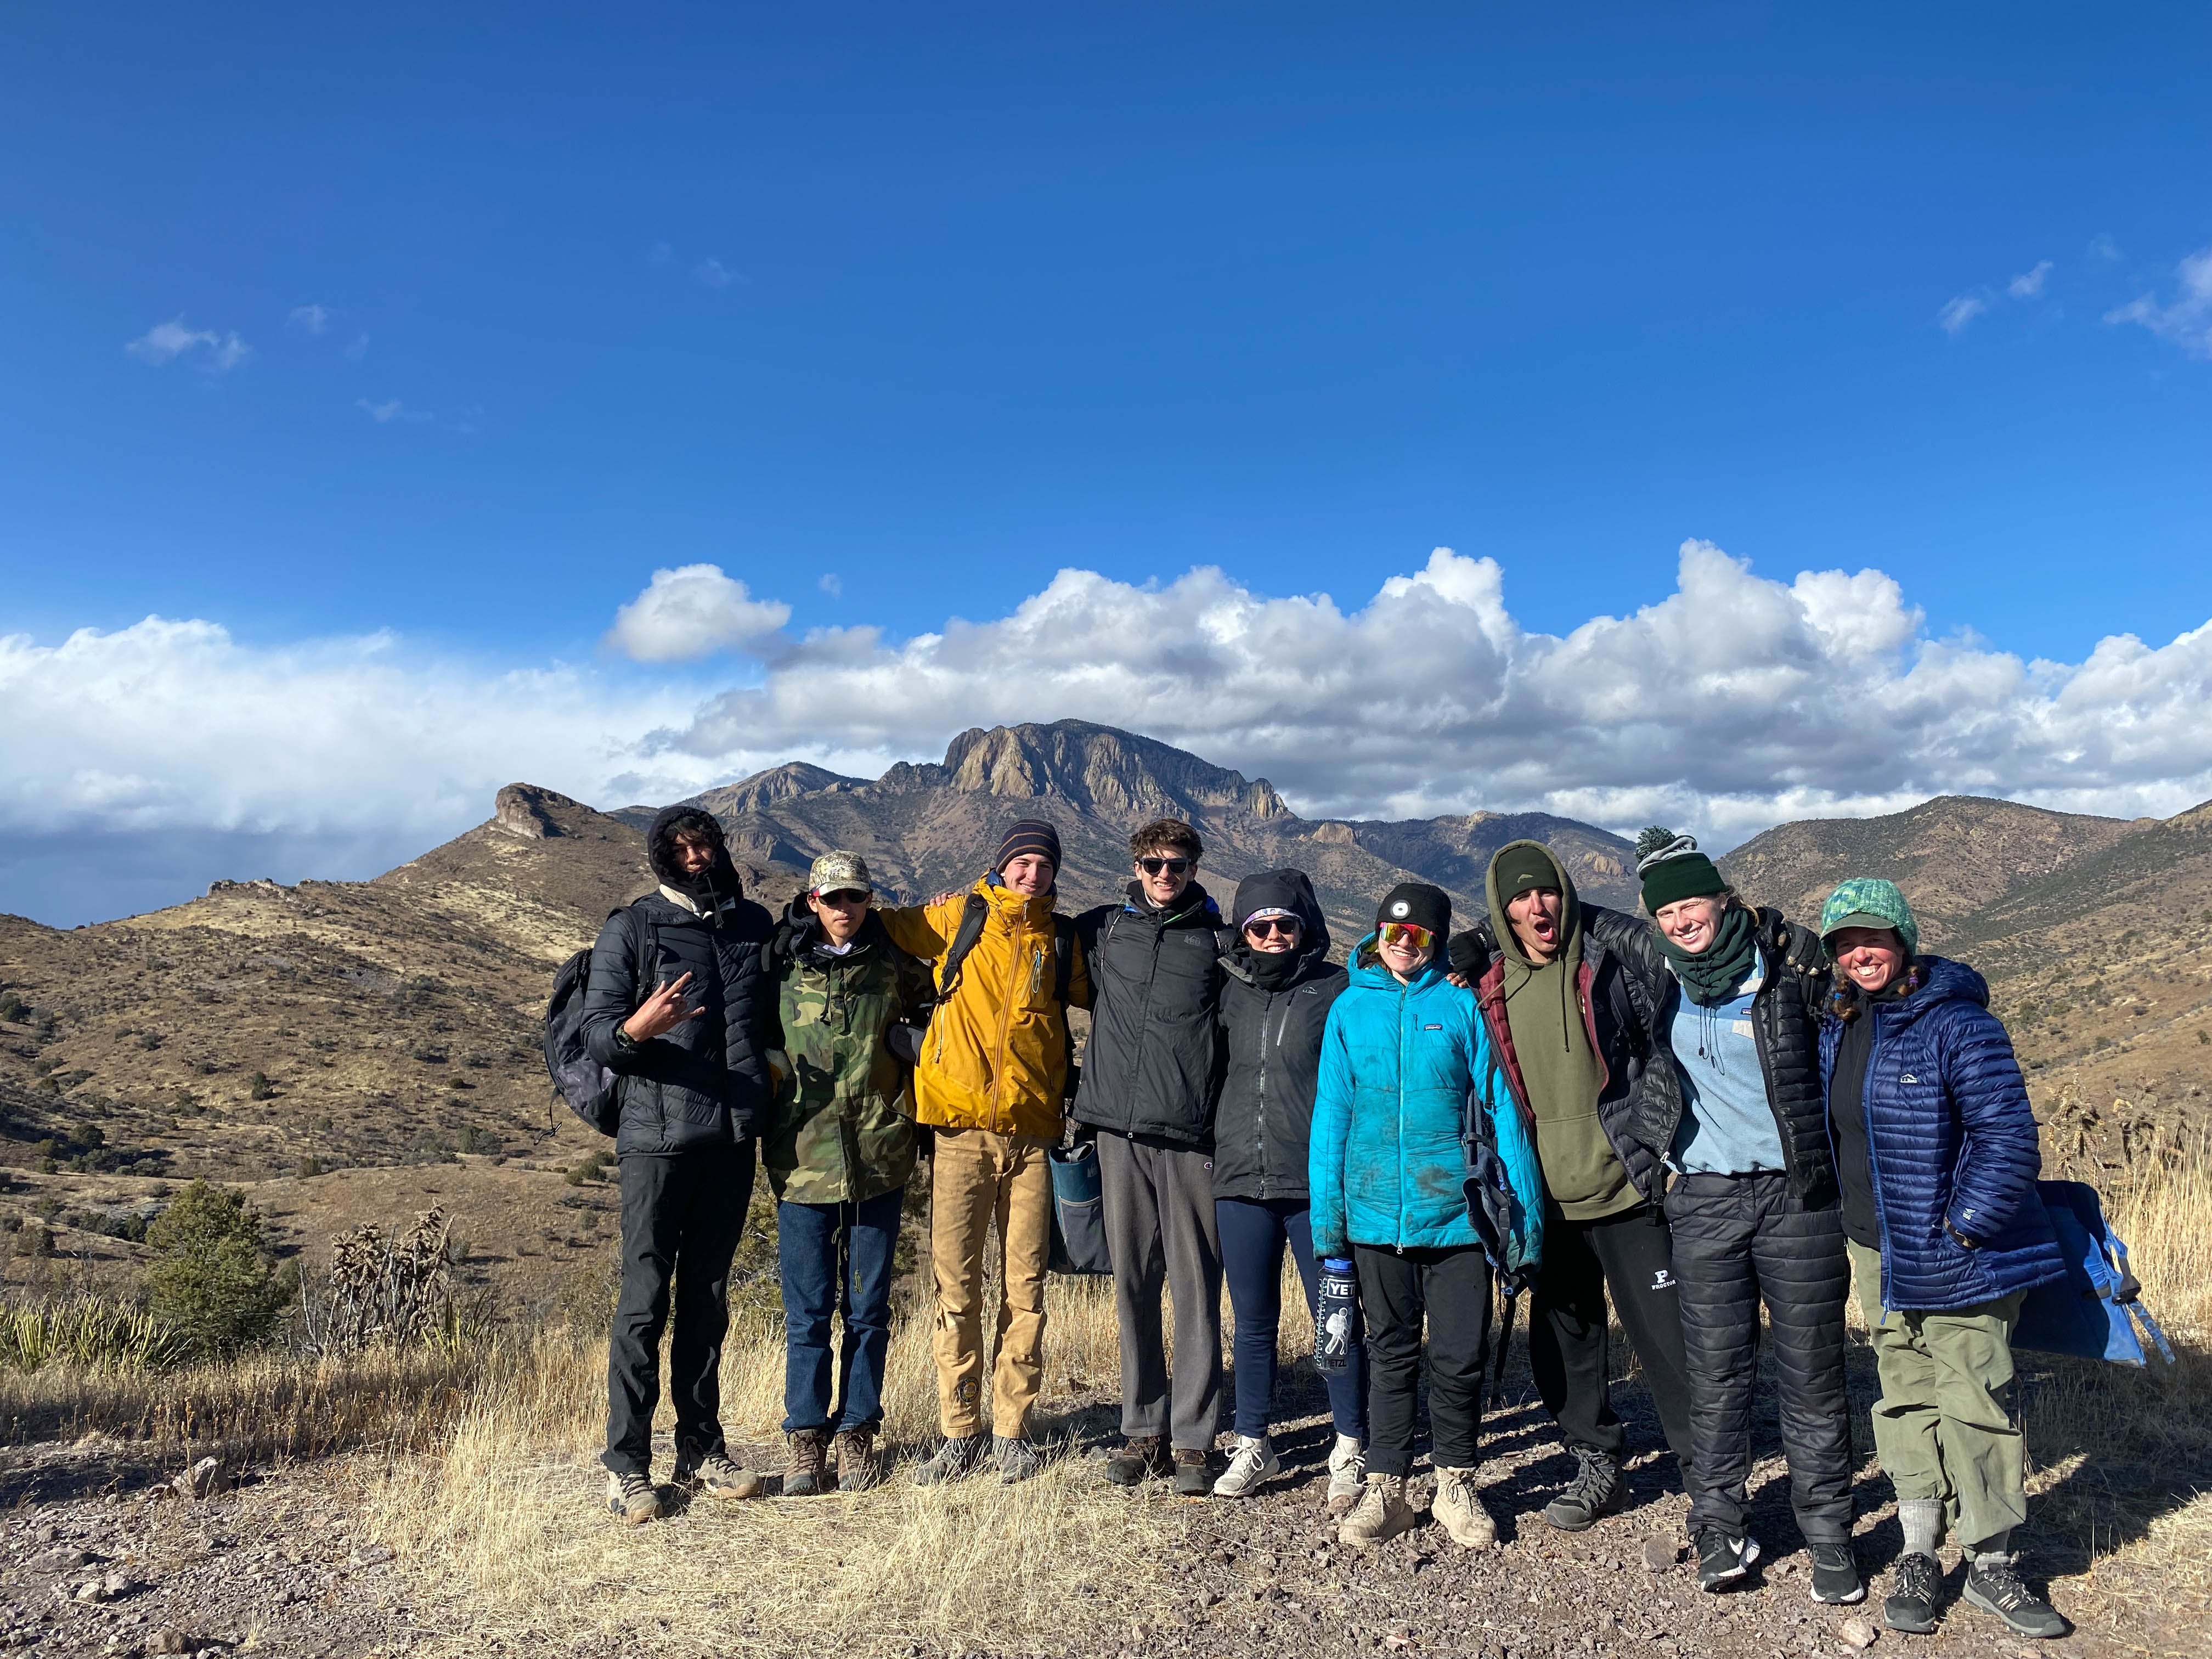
[1047,1138,1113,1276]
[2013,1180,2174,1367]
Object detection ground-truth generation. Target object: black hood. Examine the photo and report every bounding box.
[1228,868,1331,986]
[647,804,743,907]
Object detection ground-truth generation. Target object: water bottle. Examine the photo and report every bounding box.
[1314,1256,1359,1375]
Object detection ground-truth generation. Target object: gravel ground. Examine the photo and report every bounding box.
[0,1441,422,1658]
[0,1358,2189,1659]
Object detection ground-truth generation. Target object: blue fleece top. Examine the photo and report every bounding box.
[1669,964,1788,1176]
[1310,938,1543,1275]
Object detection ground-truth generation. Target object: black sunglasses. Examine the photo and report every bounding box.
[1244,917,1300,940]
[1136,856,1191,876]
[814,889,870,906]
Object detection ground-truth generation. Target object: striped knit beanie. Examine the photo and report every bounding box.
[994,818,1062,873]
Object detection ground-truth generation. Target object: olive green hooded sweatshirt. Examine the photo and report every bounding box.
[1486,841,1635,1221]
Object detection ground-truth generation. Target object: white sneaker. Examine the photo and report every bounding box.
[1211,1434,1280,1498]
[1325,1434,1367,1516]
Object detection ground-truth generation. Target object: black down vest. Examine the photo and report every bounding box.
[583,891,777,1155]
[1072,883,1229,1147]
[1654,907,1838,1207]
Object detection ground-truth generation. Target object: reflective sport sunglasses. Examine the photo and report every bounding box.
[1136,856,1192,876]
[1379,922,1435,950]
[1244,917,1301,940]
[814,888,870,906]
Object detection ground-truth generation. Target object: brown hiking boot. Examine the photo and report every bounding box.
[785,1428,832,1497]
[833,1428,880,1492]
[1102,1435,1173,1486]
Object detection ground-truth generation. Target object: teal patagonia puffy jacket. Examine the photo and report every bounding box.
[1310,937,1543,1276]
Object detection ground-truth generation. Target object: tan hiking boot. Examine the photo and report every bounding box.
[1431,1465,1497,1548]
[784,1428,832,1497]
[679,1450,764,1500]
[1337,1473,1417,1549]
[833,1428,880,1492]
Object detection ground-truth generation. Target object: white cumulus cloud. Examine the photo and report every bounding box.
[125,319,252,373]
[1937,294,1988,335]
[288,303,331,334]
[2106,244,2212,359]
[2007,260,2053,299]
[605,565,793,662]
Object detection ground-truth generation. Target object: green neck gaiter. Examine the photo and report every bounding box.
[1660,901,1759,1003]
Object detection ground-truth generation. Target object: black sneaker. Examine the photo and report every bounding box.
[1694,1527,1759,1591]
[1807,1542,1865,1605]
[910,1434,987,1487]
[1883,1551,1943,1635]
[1542,1447,1627,1532]
[1102,1436,1173,1487]
[1962,1559,2070,1640]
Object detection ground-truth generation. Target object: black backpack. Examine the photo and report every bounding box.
[544,907,654,1137]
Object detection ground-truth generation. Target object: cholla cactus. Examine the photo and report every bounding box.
[299,1208,454,1354]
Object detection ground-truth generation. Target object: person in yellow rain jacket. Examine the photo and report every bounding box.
[876,818,1093,1485]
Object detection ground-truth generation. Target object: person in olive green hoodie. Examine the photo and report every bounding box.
[1447,842,1695,1531]
[763,851,935,1496]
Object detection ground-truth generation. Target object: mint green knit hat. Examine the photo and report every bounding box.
[1818,878,1919,957]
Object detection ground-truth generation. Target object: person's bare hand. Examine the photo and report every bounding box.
[1446,970,1474,990]
[622,971,702,1042]
[930,889,961,907]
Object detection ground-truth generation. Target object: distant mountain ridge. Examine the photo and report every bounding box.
[625,719,1639,942]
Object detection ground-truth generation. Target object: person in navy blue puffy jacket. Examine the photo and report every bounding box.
[1816,878,2069,1644]
[1311,883,1542,1553]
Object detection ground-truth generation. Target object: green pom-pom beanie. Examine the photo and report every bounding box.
[1635,827,1727,913]
[1818,877,1919,957]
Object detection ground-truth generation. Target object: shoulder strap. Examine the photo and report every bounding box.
[1052,913,1077,1006]
[622,905,657,1013]
[936,893,991,999]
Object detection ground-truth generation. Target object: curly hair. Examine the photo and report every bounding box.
[1130,817,1203,862]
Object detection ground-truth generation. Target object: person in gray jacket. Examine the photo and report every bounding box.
[581,806,776,1522]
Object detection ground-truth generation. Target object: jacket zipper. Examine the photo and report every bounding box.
[1398,976,1412,1250]
[1253,988,1273,1198]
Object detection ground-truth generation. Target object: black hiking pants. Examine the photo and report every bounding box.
[1528,1202,1696,1468]
[1664,1170,1853,1544]
[1356,1243,1492,1478]
[604,1141,755,1476]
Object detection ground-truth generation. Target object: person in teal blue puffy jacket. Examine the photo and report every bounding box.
[1310,883,1543,1550]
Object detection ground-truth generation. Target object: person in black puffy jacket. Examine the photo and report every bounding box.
[581,805,776,1522]
[1818,879,2069,1643]
[1207,869,1363,1509]
[1633,831,1857,1604]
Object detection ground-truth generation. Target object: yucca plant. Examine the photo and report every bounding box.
[0,1296,193,1372]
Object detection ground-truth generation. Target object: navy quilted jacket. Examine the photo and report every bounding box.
[1818,955,2063,1313]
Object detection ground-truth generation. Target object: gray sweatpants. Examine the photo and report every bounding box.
[1098,1128,1223,1451]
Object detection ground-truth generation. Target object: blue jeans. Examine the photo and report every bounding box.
[778,1187,904,1435]
[1216,1196,1367,1442]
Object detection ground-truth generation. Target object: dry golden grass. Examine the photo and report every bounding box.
[366,1276,1217,1658]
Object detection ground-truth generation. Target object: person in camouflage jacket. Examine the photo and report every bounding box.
[764,851,934,1494]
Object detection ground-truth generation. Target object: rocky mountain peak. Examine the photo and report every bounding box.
[693,761,867,819]
[939,720,1291,821]
[492,783,587,839]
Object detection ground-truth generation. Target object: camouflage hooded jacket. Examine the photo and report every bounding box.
[763,904,934,1204]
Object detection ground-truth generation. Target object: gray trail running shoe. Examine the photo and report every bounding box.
[784,1428,832,1497]
[1695,1527,1760,1591]
[995,1435,1042,1484]
[679,1451,764,1500]
[833,1429,880,1492]
[911,1434,988,1487]
[1102,1435,1173,1486]
[1172,1448,1212,1497]
[1542,1446,1627,1532]
[1807,1541,1865,1605]
[1882,1551,1943,1634]
[605,1470,662,1525]
[1211,1435,1280,1498]
[1962,1559,2070,1639]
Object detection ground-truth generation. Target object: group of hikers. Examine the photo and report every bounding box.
[573,802,2072,1643]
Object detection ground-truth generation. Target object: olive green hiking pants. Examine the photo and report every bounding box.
[1848,1240,2028,1553]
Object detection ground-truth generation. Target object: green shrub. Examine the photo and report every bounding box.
[142,1181,298,1359]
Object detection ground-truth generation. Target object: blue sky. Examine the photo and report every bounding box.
[4,5,2211,924]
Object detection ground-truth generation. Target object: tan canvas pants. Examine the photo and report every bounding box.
[929,1127,1052,1439]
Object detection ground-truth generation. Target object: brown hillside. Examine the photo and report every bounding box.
[1718,794,2149,945]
